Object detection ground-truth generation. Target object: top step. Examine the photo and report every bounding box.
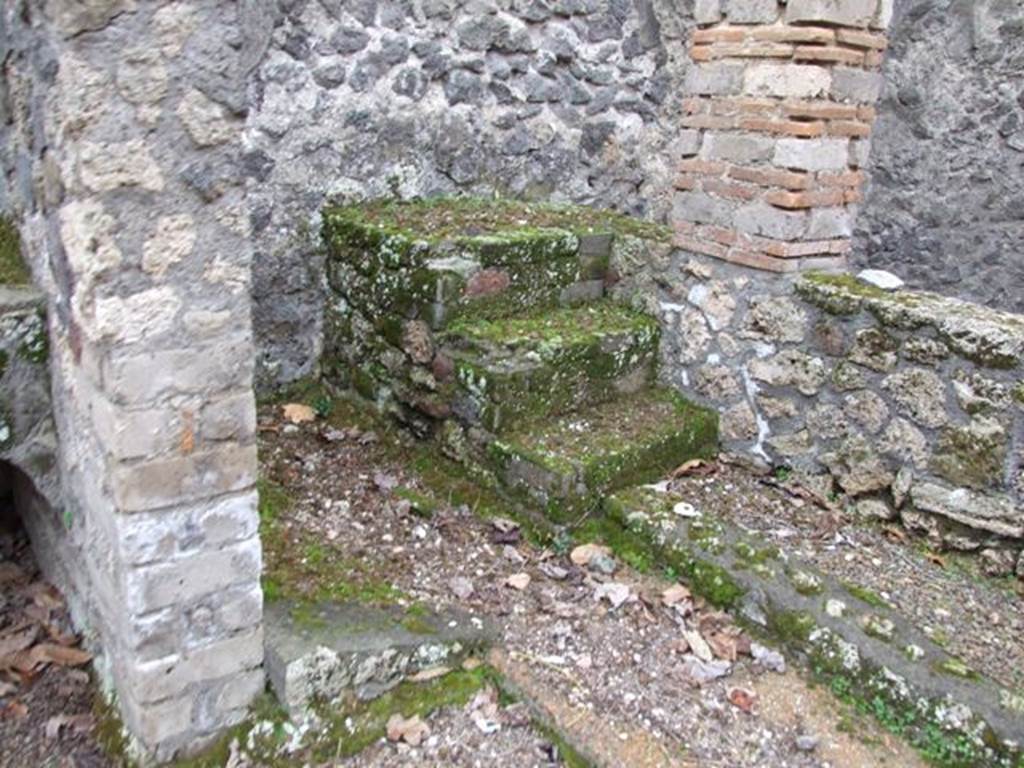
[323,198,670,329]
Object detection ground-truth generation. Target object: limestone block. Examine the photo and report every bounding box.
[740,296,808,343]
[45,0,136,37]
[90,398,182,461]
[911,483,1023,539]
[735,201,808,241]
[724,0,780,23]
[931,417,1009,491]
[821,435,894,495]
[117,48,168,105]
[177,88,237,147]
[92,286,182,345]
[58,199,122,280]
[807,207,854,239]
[701,132,776,164]
[201,391,257,441]
[879,418,930,468]
[849,327,899,372]
[722,401,758,440]
[125,536,261,614]
[153,2,199,57]
[673,191,736,228]
[694,0,723,24]
[143,215,196,277]
[744,64,831,99]
[785,0,877,27]
[110,444,258,512]
[843,390,889,433]
[78,140,165,193]
[125,627,263,704]
[119,691,192,755]
[774,138,850,172]
[685,62,745,95]
[830,67,884,104]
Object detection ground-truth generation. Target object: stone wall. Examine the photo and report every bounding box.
[616,252,1024,574]
[246,0,696,386]
[856,0,1024,314]
[0,1,267,760]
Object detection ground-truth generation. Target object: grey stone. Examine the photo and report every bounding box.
[843,390,889,434]
[264,601,494,713]
[931,417,1008,491]
[830,67,883,104]
[879,418,930,469]
[735,201,807,241]
[774,139,849,172]
[694,0,722,24]
[685,62,744,96]
[749,350,827,396]
[740,296,807,343]
[701,132,776,164]
[785,0,877,27]
[821,435,894,496]
[857,270,904,292]
[856,498,896,521]
[724,0,779,23]
[849,327,899,372]
[910,483,1023,539]
[883,368,948,429]
[979,548,1017,578]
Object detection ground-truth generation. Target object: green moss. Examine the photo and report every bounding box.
[934,658,979,681]
[0,216,30,285]
[394,486,439,518]
[324,196,670,245]
[768,609,817,645]
[842,581,890,609]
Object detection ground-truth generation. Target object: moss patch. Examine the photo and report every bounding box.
[325,196,670,244]
[0,216,30,285]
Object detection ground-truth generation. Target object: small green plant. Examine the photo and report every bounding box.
[773,465,793,482]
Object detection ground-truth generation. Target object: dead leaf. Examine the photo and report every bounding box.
[282,403,316,424]
[30,644,92,667]
[925,551,947,568]
[683,630,713,662]
[45,713,95,740]
[662,584,692,606]
[882,525,907,543]
[728,687,757,713]
[0,626,38,658]
[570,543,611,567]
[407,666,450,682]
[386,713,429,746]
[505,573,531,591]
[706,632,738,662]
[671,459,717,478]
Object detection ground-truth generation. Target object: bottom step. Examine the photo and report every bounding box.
[604,485,1024,766]
[487,388,718,521]
[264,600,494,714]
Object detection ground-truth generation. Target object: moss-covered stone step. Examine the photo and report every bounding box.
[601,485,1024,768]
[324,201,625,333]
[441,302,660,433]
[487,388,718,521]
[264,600,495,714]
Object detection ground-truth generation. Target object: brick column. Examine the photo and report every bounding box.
[1,2,271,760]
[672,0,892,272]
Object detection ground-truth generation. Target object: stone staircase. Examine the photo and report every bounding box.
[322,198,718,516]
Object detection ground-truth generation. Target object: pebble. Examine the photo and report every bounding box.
[857,269,905,291]
[795,734,819,752]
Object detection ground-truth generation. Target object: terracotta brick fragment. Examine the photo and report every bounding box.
[782,101,859,120]
[697,225,739,246]
[683,113,736,130]
[682,97,708,114]
[692,27,747,44]
[856,105,877,122]
[704,178,759,201]
[691,45,716,62]
[828,120,871,137]
[844,188,863,204]
[674,174,699,191]
[751,26,835,44]
[765,188,845,209]
[728,165,811,190]
[739,117,825,137]
[680,158,728,175]
[835,29,888,50]
[711,97,778,116]
[864,50,885,68]
[817,170,865,187]
[714,42,794,59]
[721,248,799,272]
[673,234,728,259]
[793,46,865,66]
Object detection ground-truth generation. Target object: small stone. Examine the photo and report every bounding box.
[855,498,895,521]
[594,582,632,609]
[904,644,925,662]
[795,734,819,752]
[449,577,474,600]
[750,643,786,673]
[892,465,913,509]
[862,614,895,641]
[505,573,531,591]
[825,599,846,618]
[1017,551,1024,580]
[980,549,1016,578]
[857,269,905,292]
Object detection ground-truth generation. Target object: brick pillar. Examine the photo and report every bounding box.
[672,0,892,272]
[1,2,271,760]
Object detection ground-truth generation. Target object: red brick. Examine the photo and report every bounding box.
[765,188,845,209]
[696,225,739,246]
[679,158,728,175]
[844,188,863,204]
[857,105,877,122]
[704,178,759,201]
[783,101,859,120]
[864,50,885,68]
[728,165,811,190]
[674,174,699,191]
[692,27,747,44]
[739,117,825,137]
[818,170,865,188]
[835,29,888,50]
[673,234,728,259]
[682,113,736,130]
[681,97,708,115]
[794,46,865,66]
[711,97,777,116]
[828,120,872,137]
[690,45,716,62]
[751,26,835,44]
[721,248,799,273]
[713,42,794,59]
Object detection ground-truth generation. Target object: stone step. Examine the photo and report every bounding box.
[601,484,1024,766]
[439,301,661,433]
[487,388,719,522]
[324,204,617,337]
[264,600,494,715]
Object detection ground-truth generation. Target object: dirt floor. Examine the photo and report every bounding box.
[4,393,1016,766]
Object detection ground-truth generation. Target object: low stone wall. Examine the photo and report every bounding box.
[615,254,1024,572]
